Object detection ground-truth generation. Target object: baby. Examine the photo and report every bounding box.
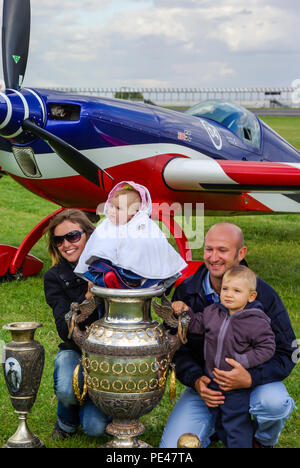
[75,181,187,289]
[172,265,276,448]
[106,185,141,227]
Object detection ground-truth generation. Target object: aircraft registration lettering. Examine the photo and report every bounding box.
[201,119,222,150]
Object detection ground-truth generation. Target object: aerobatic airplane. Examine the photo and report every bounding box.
[0,0,300,279]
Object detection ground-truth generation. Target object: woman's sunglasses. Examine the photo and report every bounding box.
[52,230,85,248]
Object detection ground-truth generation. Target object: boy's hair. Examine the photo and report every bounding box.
[223,265,257,291]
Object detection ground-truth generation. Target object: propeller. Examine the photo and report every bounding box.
[1,0,114,191]
[2,0,31,89]
[22,119,114,191]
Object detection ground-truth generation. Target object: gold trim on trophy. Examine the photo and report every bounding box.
[72,364,88,406]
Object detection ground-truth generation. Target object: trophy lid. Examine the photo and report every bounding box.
[3,322,43,331]
[90,285,166,299]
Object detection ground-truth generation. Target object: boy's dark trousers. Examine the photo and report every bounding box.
[209,382,254,448]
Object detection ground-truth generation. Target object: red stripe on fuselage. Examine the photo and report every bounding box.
[218,161,300,186]
[9,154,274,214]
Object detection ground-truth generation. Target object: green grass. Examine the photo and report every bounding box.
[0,116,299,448]
[261,116,300,150]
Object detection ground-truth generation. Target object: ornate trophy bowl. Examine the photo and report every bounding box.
[70,285,189,448]
[2,322,45,449]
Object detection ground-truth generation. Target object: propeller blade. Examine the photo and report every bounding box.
[22,119,114,191]
[2,0,31,89]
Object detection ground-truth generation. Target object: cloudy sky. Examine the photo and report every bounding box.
[1,0,300,89]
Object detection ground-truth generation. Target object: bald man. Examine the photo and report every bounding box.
[160,222,296,448]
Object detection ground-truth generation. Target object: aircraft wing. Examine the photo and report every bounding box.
[163,158,300,213]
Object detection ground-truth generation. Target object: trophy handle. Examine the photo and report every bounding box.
[67,312,76,339]
[152,297,191,405]
[66,311,86,349]
[177,313,190,345]
[152,294,191,347]
[66,297,100,349]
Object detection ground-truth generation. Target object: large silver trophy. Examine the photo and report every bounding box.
[2,322,45,448]
[68,285,190,448]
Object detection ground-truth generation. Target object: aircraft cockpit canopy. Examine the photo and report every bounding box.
[186,100,261,149]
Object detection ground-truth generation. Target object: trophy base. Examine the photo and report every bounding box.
[101,439,152,449]
[3,436,45,449]
[101,420,152,448]
[3,412,45,449]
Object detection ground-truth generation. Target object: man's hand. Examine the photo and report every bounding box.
[194,376,225,408]
[172,301,189,316]
[213,358,252,391]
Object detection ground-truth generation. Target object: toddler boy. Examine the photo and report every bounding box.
[172,265,275,448]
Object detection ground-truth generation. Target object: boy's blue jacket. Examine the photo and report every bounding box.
[172,262,297,389]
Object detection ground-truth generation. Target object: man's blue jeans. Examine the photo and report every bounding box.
[159,383,295,448]
[53,349,110,436]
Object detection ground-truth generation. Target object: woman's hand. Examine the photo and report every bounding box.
[85,281,95,300]
[172,301,189,316]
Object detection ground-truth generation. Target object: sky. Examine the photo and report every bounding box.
[1,0,300,89]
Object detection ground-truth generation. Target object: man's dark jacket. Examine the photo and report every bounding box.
[172,262,296,389]
[44,257,100,354]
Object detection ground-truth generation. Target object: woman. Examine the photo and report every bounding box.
[44,209,110,439]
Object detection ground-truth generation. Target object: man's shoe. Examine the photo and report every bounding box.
[51,421,75,440]
[253,438,274,448]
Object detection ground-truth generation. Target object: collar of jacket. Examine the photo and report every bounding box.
[57,257,84,283]
[180,262,208,297]
[215,298,264,315]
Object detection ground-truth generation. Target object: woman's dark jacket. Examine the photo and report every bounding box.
[172,262,297,390]
[44,257,100,354]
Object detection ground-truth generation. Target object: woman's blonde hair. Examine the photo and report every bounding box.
[45,209,95,266]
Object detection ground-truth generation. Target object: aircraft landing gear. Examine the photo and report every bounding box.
[0,208,64,280]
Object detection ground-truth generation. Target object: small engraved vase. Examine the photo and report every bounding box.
[2,322,45,448]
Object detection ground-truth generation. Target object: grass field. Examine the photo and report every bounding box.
[0,116,299,448]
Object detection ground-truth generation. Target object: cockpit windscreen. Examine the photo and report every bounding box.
[186,100,261,149]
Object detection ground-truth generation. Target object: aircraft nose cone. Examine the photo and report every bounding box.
[0,92,12,131]
[0,89,46,144]
[0,90,30,140]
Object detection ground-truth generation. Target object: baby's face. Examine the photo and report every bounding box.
[107,193,141,225]
[220,276,256,314]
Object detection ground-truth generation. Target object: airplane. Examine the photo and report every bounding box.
[0,0,300,281]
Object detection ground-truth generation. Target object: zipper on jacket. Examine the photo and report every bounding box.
[215,314,231,369]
